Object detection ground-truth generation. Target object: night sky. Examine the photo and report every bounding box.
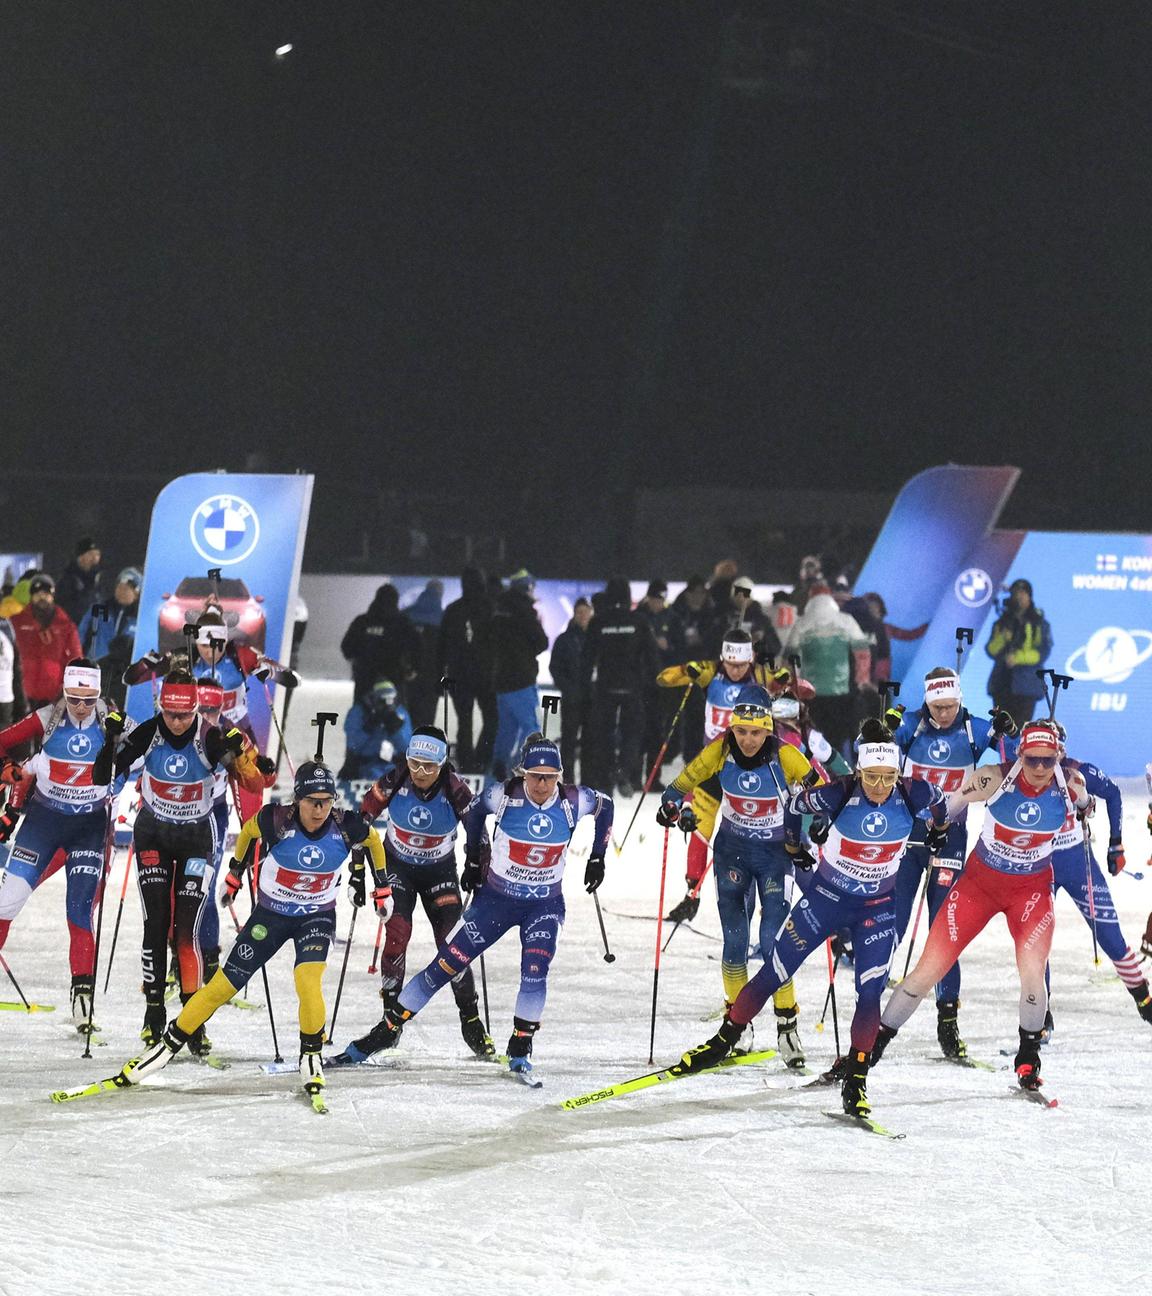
[4,2,1150,575]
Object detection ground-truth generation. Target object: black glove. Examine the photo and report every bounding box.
[141,649,167,674]
[348,867,366,907]
[925,822,950,855]
[666,891,700,924]
[380,707,404,736]
[883,703,905,735]
[584,854,605,894]
[0,804,22,844]
[1107,839,1126,877]
[221,866,245,909]
[785,842,816,871]
[678,805,699,836]
[989,708,1018,738]
[808,816,830,846]
[755,645,776,667]
[221,727,245,758]
[655,799,681,829]
[684,661,705,682]
[1142,912,1152,962]
[103,711,126,740]
[255,754,276,776]
[279,669,300,690]
[461,849,487,893]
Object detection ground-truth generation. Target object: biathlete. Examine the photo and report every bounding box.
[656,685,821,1068]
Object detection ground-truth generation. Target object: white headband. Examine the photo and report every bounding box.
[721,641,755,663]
[197,625,228,646]
[63,665,101,692]
[924,674,962,702]
[858,742,901,770]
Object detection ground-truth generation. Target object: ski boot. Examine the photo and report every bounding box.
[330,1005,411,1065]
[460,1011,496,1058]
[141,1001,168,1047]
[1128,982,1152,1024]
[774,1006,806,1071]
[817,1055,849,1085]
[869,1023,898,1065]
[186,1024,214,1058]
[936,999,968,1060]
[1014,1027,1045,1091]
[122,1022,189,1084]
[841,1050,871,1117]
[71,976,96,1035]
[300,1031,325,1097]
[666,891,700,924]
[506,1017,539,1076]
[678,1014,745,1073]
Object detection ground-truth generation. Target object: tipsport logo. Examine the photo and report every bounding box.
[190,494,261,566]
[954,568,994,609]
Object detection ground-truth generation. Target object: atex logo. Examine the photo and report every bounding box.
[190,493,261,565]
[954,568,993,608]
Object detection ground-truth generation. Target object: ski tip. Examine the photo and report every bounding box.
[0,1001,56,1013]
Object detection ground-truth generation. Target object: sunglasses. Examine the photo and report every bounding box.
[64,693,98,708]
[1022,754,1058,769]
[301,794,335,808]
[163,710,196,721]
[526,771,560,781]
[861,770,899,786]
[732,704,770,722]
[408,760,442,776]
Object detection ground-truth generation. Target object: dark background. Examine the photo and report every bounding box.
[4,2,1148,582]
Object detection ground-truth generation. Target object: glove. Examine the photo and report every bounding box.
[252,663,273,682]
[255,754,276,776]
[279,669,300,690]
[348,868,366,907]
[380,708,404,736]
[989,708,1018,738]
[1147,807,1152,837]
[222,727,245,758]
[785,841,816,871]
[808,816,830,846]
[1076,795,1096,824]
[1107,839,1126,876]
[655,791,683,828]
[684,661,705,682]
[584,854,605,894]
[883,703,905,734]
[461,850,487,893]
[141,649,167,673]
[103,711,126,739]
[0,759,21,787]
[1142,912,1152,961]
[677,805,699,836]
[0,804,22,844]
[372,884,394,921]
[925,822,950,855]
[378,739,395,762]
[221,865,245,908]
[666,891,700,923]
[755,644,776,667]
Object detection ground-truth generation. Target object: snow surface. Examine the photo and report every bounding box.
[2,681,1149,1295]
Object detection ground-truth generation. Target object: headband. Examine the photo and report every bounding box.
[858,742,901,770]
[407,733,448,765]
[159,682,198,712]
[63,665,101,692]
[721,640,755,663]
[924,674,962,703]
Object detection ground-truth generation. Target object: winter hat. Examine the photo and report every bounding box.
[28,572,55,594]
[117,567,143,589]
[521,736,562,772]
[294,761,337,800]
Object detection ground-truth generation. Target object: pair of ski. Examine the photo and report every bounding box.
[273,1051,545,1089]
[49,1049,230,1103]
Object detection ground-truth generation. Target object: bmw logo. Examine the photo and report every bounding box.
[725,686,742,703]
[862,811,887,836]
[190,493,260,566]
[297,845,324,868]
[1014,801,1042,826]
[928,738,951,762]
[954,567,993,609]
[737,771,762,793]
[408,805,433,830]
[163,753,189,778]
[528,812,551,838]
[66,733,92,757]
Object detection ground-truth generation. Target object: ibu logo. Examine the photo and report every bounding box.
[66,732,93,757]
[528,812,552,838]
[190,493,260,566]
[928,738,951,762]
[297,845,325,869]
[163,753,189,778]
[862,811,888,837]
[737,771,762,793]
[1014,801,1042,827]
[954,567,993,608]
[408,805,433,830]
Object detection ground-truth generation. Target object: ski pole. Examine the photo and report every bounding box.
[592,892,615,963]
[824,937,841,1058]
[648,826,671,1064]
[462,880,491,1031]
[368,916,385,973]
[82,808,116,1058]
[662,842,713,952]
[955,626,973,674]
[900,867,932,981]
[618,686,691,856]
[0,951,31,1010]
[263,680,296,780]
[328,904,358,1044]
[815,944,839,1033]
[1082,824,1100,967]
[439,676,454,743]
[102,838,136,993]
[541,693,560,740]
[245,848,284,1063]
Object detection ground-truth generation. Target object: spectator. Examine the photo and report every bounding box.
[792,554,825,612]
[77,566,141,709]
[985,578,1053,726]
[340,583,422,703]
[56,538,102,625]
[722,575,781,662]
[8,573,82,709]
[668,575,716,762]
[549,597,593,781]
[841,590,891,685]
[438,567,497,771]
[488,569,548,780]
[0,569,37,621]
[635,580,680,778]
[0,618,25,725]
[405,578,445,727]
[707,558,739,617]
[780,582,871,757]
[582,576,660,797]
[339,679,413,782]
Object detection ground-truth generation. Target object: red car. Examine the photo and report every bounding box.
[158,576,266,653]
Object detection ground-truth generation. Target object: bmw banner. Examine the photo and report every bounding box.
[127,473,314,749]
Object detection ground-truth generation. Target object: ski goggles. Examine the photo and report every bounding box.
[731,702,773,732]
[63,691,99,708]
[1021,754,1058,770]
[407,760,442,776]
[860,769,899,788]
